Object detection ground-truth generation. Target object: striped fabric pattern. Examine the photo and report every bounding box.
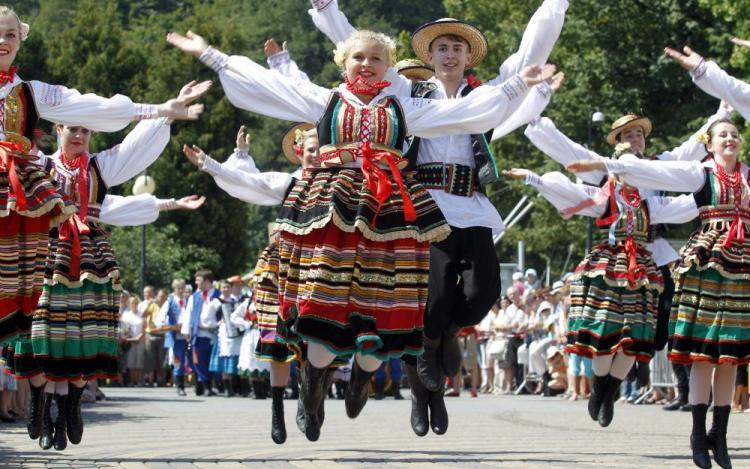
[45,223,120,288]
[0,159,73,220]
[252,242,295,364]
[566,243,662,361]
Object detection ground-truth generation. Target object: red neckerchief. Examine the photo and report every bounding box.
[202,290,208,302]
[57,152,91,278]
[0,66,18,86]
[466,74,482,89]
[344,74,391,97]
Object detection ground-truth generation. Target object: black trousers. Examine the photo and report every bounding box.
[424,226,500,339]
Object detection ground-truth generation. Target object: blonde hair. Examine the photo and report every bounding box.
[294,128,318,146]
[171,278,186,290]
[333,30,397,69]
[0,7,28,41]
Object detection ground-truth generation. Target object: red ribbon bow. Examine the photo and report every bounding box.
[724,215,745,248]
[467,74,482,89]
[360,140,416,224]
[0,66,17,86]
[0,141,28,211]
[58,214,91,278]
[624,236,641,288]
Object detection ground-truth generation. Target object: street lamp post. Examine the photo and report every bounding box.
[585,108,606,252]
[132,173,156,295]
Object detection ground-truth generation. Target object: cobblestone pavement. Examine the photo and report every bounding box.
[1,387,750,468]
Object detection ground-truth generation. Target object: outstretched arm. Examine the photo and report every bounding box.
[98,194,206,226]
[658,101,733,162]
[492,72,563,143]
[647,194,699,225]
[503,168,605,218]
[265,39,311,82]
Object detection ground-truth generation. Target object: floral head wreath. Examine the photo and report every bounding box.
[292,128,317,156]
[696,132,710,145]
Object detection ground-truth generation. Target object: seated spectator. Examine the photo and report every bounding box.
[543,348,567,397]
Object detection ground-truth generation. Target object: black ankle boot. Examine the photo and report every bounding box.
[252,380,265,400]
[66,385,84,445]
[345,362,375,419]
[39,393,54,450]
[53,394,68,451]
[417,336,443,392]
[215,378,225,395]
[428,387,449,435]
[404,362,429,437]
[224,379,234,397]
[588,374,608,421]
[232,375,241,396]
[195,379,205,396]
[176,375,187,396]
[392,381,404,400]
[598,376,621,428]
[239,377,250,397]
[707,405,732,469]
[691,403,712,469]
[27,383,46,439]
[441,323,463,378]
[271,387,287,444]
[374,377,385,400]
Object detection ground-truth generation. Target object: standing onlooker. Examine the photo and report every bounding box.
[122,296,146,387]
[181,270,220,396]
[140,286,166,387]
[478,302,499,393]
[157,279,189,396]
[494,289,526,393]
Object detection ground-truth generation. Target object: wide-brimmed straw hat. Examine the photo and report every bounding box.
[606,114,653,145]
[395,58,435,81]
[411,18,488,69]
[281,123,316,165]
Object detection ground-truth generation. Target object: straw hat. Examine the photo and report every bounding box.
[395,58,435,81]
[411,18,488,69]
[606,114,653,145]
[280,123,316,165]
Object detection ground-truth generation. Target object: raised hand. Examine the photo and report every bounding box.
[236,125,250,151]
[566,160,607,173]
[731,37,750,49]
[720,99,734,114]
[157,80,212,121]
[520,64,557,88]
[176,195,206,210]
[548,72,565,92]
[501,168,531,180]
[182,144,208,168]
[264,38,287,58]
[664,46,703,71]
[166,30,209,57]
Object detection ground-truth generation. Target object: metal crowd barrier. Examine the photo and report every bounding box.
[635,348,676,404]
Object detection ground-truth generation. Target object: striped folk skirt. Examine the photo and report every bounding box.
[566,243,663,361]
[4,222,121,381]
[0,161,73,345]
[669,226,750,365]
[275,168,450,360]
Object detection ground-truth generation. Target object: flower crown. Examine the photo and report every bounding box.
[292,128,317,156]
[696,132,710,145]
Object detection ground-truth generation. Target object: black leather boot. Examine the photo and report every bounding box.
[392,381,404,400]
[176,375,187,397]
[53,394,68,451]
[239,377,250,397]
[404,362,429,437]
[707,405,732,469]
[39,393,54,450]
[598,376,622,428]
[215,378,225,395]
[27,382,46,439]
[374,377,385,400]
[66,384,84,445]
[319,368,335,427]
[663,393,689,411]
[417,336,443,392]
[224,379,234,397]
[345,361,375,419]
[588,374,608,421]
[300,362,329,441]
[691,403,712,469]
[252,380,265,400]
[428,387,449,435]
[232,375,241,396]
[271,386,287,444]
[195,379,204,396]
[441,323,463,378]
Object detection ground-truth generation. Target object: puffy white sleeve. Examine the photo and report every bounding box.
[657,103,732,162]
[94,118,171,187]
[604,154,706,192]
[98,194,160,226]
[201,153,294,206]
[691,60,750,120]
[524,116,608,184]
[180,297,193,336]
[491,82,553,142]
[487,0,569,85]
[646,194,699,225]
[230,299,252,331]
[267,50,310,82]
[524,170,605,218]
[29,80,155,132]
[200,47,330,123]
[404,75,529,138]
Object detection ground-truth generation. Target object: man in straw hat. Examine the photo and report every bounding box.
[525,96,733,414]
[307,0,568,436]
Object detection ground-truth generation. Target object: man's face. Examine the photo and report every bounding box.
[428,36,470,83]
[619,126,646,154]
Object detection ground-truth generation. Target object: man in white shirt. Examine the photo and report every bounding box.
[181,270,220,396]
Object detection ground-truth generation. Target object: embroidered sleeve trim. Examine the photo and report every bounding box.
[200,46,229,73]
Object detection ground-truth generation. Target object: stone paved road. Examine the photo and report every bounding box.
[1,387,750,468]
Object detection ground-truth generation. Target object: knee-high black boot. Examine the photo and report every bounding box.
[403,362,429,437]
[39,394,54,450]
[66,385,84,445]
[707,405,732,469]
[53,394,68,451]
[428,387,449,435]
[271,386,287,444]
[345,361,375,419]
[691,403,712,469]
[417,336,443,392]
[301,361,329,441]
[27,383,46,439]
[598,376,621,427]
[588,374,608,422]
